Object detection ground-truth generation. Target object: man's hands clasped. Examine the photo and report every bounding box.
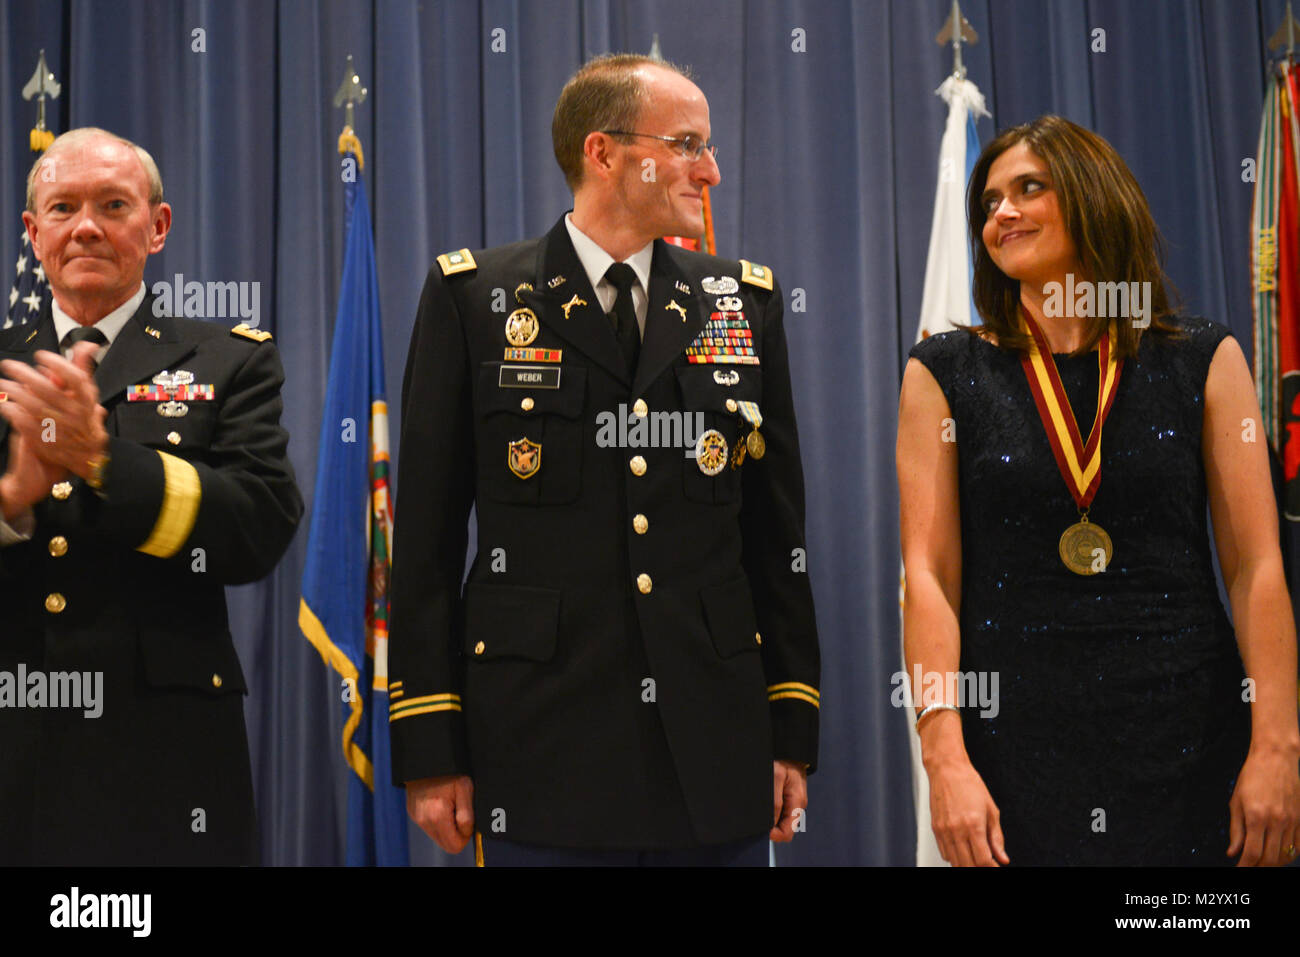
[0,343,108,515]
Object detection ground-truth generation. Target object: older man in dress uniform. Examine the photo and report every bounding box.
[0,128,301,865]
[389,55,820,865]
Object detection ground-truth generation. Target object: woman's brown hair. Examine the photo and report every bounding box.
[966,115,1180,357]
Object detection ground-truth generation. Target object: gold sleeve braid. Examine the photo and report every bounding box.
[137,451,202,558]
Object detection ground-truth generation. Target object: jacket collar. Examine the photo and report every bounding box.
[515,216,705,392]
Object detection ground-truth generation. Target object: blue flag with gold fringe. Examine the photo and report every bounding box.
[299,140,408,866]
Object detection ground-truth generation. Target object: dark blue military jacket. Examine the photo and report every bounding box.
[389,216,819,849]
[0,297,301,864]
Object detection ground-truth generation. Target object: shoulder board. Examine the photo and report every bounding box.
[437,248,478,277]
[739,259,774,291]
[231,323,273,343]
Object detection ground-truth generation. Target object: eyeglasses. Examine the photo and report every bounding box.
[600,130,718,162]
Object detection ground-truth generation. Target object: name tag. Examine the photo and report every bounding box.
[499,364,561,389]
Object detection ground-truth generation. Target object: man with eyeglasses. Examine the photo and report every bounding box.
[389,54,820,865]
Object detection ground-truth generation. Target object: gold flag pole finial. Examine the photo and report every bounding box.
[333,54,368,170]
[22,49,61,152]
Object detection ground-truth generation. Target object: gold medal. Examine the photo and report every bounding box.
[746,429,766,459]
[1058,515,1113,576]
[505,307,539,346]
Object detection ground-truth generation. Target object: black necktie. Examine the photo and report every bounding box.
[60,326,108,363]
[604,262,640,378]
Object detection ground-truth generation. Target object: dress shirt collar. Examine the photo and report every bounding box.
[50,282,147,358]
[564,213,654,306]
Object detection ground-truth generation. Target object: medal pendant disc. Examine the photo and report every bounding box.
[1058,520,1112,576]
[746,430,766,459]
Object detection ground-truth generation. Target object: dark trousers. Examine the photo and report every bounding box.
[476,832,770,867]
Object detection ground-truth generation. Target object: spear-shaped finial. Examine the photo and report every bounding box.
[1268,0,1299,59]
[334,55,368,169]
[22,49,62,152]
[936,0,978,80]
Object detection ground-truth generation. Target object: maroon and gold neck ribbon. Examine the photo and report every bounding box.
[1018,306,1124,509]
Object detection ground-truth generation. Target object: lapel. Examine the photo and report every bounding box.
[517,217,634,387]
[94,298,197,410]
[634,240,705,397]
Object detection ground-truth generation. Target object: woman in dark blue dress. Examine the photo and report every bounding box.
[897,115,1300,866]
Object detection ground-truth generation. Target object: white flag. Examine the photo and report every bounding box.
[903,73,988,867]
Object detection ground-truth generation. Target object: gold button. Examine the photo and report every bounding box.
[755,632,762,645]
[632,514,649,535]
[211,674,223,688]
[633,398,648,417]
[48,536,68,557]
[726,398,738,412]
[629,455,647,476]
[474,641,486,656]
[44,593,66,614]
[51,482,72,501]
[520,396,535,412]
[636,573,653,594]
[167,431,182,445]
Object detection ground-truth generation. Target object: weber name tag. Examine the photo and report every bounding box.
[499,364,561,389]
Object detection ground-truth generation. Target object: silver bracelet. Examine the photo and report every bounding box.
[915,702,959,729]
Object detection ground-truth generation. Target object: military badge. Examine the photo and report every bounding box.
[695,429,728,476]
[547,274,567,289]
[505,307,540,346]
[739,259,773,291]
[231,323,273,342]
[504,348,562,363]
[437,248,477,276]
[701,276,739,295]
[561,294,587,320]
[713,369,740,386]
[685,312,759,365]
[674,279,691,294]
[715,296,743,313]
[666,299,688,322]
[508,438,542,479]
[736,399,766,460]
[126,370,216,418]
[514,282,533,302]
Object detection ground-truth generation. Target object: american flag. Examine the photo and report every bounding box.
[5,228,48,329]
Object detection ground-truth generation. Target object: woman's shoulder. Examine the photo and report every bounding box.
[1142,316,1236,367]
[907,327,998,377]
[1140,316,1238,392]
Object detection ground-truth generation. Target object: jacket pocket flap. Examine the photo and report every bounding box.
[478,363,586,419]
[699,575,761,658]
[464,581,561,661]
[674,365,762,413]
[137,626,248,695]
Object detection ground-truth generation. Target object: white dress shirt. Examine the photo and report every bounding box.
[564,213,653,339]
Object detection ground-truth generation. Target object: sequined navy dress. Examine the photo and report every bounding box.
[909,317,1250,866]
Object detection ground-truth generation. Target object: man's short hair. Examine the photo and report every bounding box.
[551,53,693,191]
[26,127,164,211]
